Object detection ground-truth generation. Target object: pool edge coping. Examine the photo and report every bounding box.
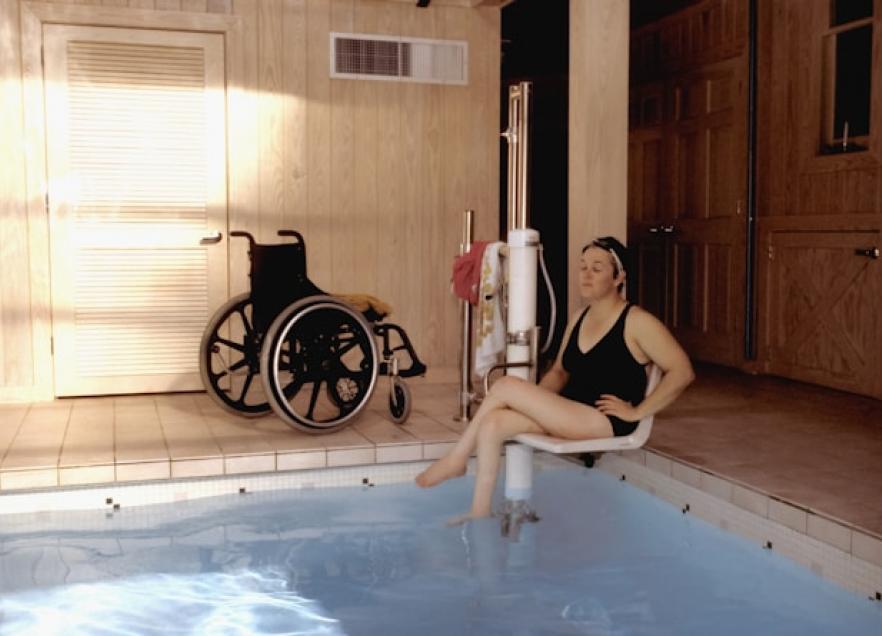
[597,448,882,602]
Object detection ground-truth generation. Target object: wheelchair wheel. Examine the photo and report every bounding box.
[260,296,378,433]
[199,293,271,416]
[388,379,412,424]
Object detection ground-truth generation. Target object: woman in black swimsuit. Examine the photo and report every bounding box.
[416,237,694,520]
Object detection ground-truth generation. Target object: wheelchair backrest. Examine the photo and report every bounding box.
[250,242,324,334]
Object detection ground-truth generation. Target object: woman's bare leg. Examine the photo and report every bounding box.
[415,387,513,488]
[469,408,542,517]
[416,376,613,489]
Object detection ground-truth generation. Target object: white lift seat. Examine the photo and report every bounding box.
[502,364,663,507]
[513,363,663,454]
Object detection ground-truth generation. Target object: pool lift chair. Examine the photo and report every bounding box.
[482,80,662,540]
[497,364,663,540]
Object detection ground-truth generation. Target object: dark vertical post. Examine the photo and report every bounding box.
[744,0,758,359]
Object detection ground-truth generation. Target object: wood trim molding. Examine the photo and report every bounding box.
[758,213,882,232]
[22,2,240,30]
[19,2,244,400]
[378,0,507,7]
[0,386,51,403]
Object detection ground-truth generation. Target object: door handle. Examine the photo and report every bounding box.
[854,247,879,259]
[661,225,675,234]
[648,226,659,234]
[200,231,223,245]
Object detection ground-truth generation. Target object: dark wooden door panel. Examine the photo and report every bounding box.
[667,57,746,366]
[632,235,669,322]
[766,231,880,397]
[670,218,741,364]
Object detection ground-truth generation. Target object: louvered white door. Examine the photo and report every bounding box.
[43,25,227,396]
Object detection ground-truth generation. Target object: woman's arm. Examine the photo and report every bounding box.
[595,307,694,422]
[538,362,569,393]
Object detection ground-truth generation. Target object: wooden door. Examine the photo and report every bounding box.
[628,84,671,322]
[628,129,671,322]
[666,57,747,366]
[765,231,881,398]
[43,25,228,396]
[629,57,747,368]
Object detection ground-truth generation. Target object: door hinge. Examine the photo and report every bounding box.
[40,45,44,66]
[50,336,54,355]
[45,192,49,214]
[767,245,774,260]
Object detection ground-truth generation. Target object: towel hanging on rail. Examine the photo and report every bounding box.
[475,241,505,377]
[452,240,489,306]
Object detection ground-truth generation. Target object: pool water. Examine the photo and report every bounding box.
[0,466,879,635]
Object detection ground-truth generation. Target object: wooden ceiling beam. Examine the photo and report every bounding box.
[374,0,509,8]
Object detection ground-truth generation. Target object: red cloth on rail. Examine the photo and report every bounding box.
[452,240,490,306]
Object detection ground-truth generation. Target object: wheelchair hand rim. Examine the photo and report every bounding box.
[263,298,379,431]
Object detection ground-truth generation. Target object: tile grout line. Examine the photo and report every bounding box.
[53,402,75,486]
[0,403,32,471]
[152,395,173,474]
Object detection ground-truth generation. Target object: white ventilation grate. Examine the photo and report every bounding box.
[330,32,467,85]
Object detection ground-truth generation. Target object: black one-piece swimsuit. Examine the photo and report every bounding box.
[560,304,648,437]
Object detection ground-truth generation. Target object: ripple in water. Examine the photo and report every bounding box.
[0,569,344,636]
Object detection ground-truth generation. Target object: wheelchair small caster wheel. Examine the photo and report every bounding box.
[388,380,411,424]
[580,453,595,468]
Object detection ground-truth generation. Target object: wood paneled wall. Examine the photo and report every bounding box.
[0,0,500,400]
[758,0,882,221]
[756,0,882,397]
[0,0,32,396]
[630,0,747,83]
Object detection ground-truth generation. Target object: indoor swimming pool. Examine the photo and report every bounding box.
[0,465,879,635]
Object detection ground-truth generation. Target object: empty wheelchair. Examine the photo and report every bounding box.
[199,230,426,433]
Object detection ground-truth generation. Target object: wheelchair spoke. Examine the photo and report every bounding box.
[229,358,248,373]
[334,337,359,358]
[237,370,255,405]
[217,337,245,352]
[282,376,305,400]
[235,306,255,338]
[211,356,247,382]
[306,379,322,421]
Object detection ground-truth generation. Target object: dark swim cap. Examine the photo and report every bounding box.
[582,236,629,277]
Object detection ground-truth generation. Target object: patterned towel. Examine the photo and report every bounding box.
[474,242,506,377]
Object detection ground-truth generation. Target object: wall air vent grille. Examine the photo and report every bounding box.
[330,32,467,85]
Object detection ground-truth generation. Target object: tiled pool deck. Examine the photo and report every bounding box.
[0,379,463,491]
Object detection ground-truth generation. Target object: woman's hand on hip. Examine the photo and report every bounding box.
[595,394,640,422]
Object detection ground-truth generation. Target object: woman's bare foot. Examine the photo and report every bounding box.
[445,508,493,526]
[445,512,474,527]
[415,455,467,488]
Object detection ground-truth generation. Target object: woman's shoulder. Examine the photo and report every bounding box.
[624,304,665,331]
[559,306,589,342]
[566,305,589,324]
